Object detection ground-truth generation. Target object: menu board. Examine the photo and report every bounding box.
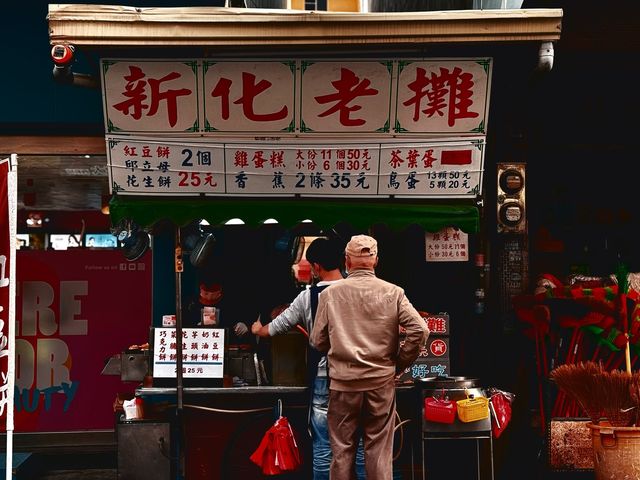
[107,136,484,198]
[153,327,225,379]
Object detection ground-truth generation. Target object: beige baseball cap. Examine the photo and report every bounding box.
[345,234,378,257]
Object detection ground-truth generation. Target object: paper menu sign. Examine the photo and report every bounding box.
[153,327,225,378]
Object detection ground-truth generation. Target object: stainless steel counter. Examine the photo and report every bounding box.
[136,386,308,396]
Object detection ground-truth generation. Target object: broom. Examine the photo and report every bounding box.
[550,361,606,424]
[628,372,640,427]
[598,369,636,427]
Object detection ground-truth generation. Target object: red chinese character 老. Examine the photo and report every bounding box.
[314,68,378,127]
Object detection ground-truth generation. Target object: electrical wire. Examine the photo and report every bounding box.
[183,395,412,463]
[392,409,412,462]
[184,403,306,414]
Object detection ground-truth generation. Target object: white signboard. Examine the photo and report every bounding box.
[203,61,296,133]
[378,141,483,197]
[107,136,484,198]
[425,227,469,262]
[224,143,380,195]
[153,328,225,379]
[395,59,491,135]
[108,137,225,194]
[101,58,491,136]
[102,60,200,133]
[300,61,392,133]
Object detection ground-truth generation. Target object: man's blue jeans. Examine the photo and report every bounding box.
[311,376,365,480]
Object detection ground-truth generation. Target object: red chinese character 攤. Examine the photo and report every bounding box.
[210,72,288,122]
[314,68,379,127]
[112,66,192,128]
[403,66,478,127]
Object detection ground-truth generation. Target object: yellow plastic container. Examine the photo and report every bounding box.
[456,395,489,423]
[588,422,640,479]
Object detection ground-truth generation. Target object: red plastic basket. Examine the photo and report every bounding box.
[424,396,457,424]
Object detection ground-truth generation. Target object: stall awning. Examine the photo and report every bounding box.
[109,197,480,233]
[48,5,562,47]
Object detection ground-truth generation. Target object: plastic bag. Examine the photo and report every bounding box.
[488,388,515,439]
[250,416,302,475]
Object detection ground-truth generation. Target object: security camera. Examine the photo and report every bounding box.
[51,44,75,66]
[50,44,99,88]
[537,41,554,72]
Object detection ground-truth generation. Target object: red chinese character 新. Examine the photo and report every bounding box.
[112,66,192,128]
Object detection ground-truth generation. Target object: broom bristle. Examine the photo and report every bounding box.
[550,361,606,423]
[600,369,635,427]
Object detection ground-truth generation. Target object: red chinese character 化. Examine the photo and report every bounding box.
[211,73,288,122]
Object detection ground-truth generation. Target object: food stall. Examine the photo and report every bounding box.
[103,58,487,478]
[47,4,562,478]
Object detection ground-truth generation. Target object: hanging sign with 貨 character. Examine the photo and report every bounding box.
[101,58,491,137]
[153,328,225,379]
[107,136,484,197]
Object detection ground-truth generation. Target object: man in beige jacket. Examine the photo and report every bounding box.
[310,234,429,480]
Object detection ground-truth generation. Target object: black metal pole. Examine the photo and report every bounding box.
[174,225,184,479]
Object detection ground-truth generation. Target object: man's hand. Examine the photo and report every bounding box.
[251,319,263,335]
[234,322,249,336]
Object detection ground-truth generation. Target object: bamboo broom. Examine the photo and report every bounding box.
[598,369,636,427]
[550,361,606,423]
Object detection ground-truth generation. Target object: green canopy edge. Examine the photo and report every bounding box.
[110,196,480,233]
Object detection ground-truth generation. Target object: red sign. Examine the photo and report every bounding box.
[429,339,448,357]
[13,250,151,432]
[102,59,491,136]
[418,313,449,336]
[0,160,11,420]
